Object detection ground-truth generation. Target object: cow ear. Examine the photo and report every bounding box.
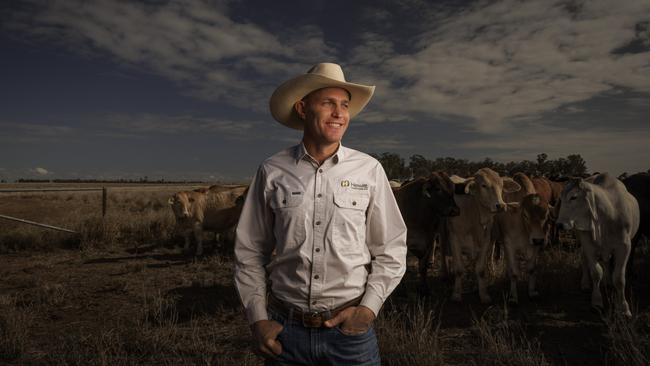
[502,178,521,193]
[590,220,600,242]
[464,180,476,194]
[586,190,599,221]
[168,197,175,205]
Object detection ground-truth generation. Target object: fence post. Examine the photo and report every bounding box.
[102,187,107,218]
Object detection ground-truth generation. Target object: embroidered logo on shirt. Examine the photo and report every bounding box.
[351,183,368,190]
[341,180,350,187]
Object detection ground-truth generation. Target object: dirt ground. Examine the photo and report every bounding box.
[1,186,649,365]
[1,241,649,365]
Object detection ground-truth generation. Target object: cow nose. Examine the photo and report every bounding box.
[532,238,545,246]
[495,203,506,212]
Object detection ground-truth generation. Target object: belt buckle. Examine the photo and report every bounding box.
[302,311,323,328]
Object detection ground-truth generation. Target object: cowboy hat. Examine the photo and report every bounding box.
[269,63,375,130]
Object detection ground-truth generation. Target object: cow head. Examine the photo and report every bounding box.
[459,168,521,213]
[169,192,193,219]
[556,178,599,240]
[421,171,460,217]
[520,193,551,247]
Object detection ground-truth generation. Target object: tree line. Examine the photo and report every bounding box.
[370,152,588,180]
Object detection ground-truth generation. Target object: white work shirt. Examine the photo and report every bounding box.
[234,143,407,324]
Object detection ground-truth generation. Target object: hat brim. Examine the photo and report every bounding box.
[269,73,375,130]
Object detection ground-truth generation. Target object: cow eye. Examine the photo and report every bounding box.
[189,198,194,202]
[569,196,577,201]
[481,184,487,188]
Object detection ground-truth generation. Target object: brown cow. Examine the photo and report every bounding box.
[169,185,248,255]
[532,177,552,203]
[447,168,521,303]
[492,173,533,261]
[394,172,460,294]
[532,177,565,245]
[497,174,553,304]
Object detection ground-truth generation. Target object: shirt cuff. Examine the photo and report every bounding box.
[360,291,384,317]
[246,300,269,324]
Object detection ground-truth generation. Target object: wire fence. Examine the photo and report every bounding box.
[0,187,107,234]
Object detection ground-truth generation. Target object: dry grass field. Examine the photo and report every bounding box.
[1,184,649,365]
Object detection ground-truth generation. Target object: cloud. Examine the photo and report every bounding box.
[350,0,650,133]
[0,114,262,142]
[4,0,335,111]
[345,135,409,151]
[32,167,50,175]
[104,114,256,136]
[6,0,648,134]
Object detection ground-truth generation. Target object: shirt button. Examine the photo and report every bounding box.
[317,193,322,198]
[282,199,286,204]
[315,221,321,226]
[315,248,321,252]
[352,201,357,206]
[314,275,319,279]
[319,169,323,173]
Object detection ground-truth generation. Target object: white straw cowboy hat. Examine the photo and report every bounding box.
[269,63,375,130]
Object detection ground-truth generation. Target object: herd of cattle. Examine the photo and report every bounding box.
[167,170,650,317]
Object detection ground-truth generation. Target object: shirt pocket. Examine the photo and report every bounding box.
[332,192,370,254]
[270,191,306,252]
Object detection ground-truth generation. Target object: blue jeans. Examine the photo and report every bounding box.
[265,308,381,366]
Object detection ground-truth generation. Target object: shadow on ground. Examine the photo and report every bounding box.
[169,283,241,322]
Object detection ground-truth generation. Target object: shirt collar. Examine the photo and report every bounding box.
[294,142,346,165]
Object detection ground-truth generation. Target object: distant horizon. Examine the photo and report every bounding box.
[2,150,647,184]
[2,0,649,182]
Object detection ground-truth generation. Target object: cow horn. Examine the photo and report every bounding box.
[449,175,467,184]
[167,197,174,205]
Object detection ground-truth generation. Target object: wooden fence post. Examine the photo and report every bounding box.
[102,187,107,218]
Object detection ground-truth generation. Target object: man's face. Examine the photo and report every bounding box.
[297,87,350,145]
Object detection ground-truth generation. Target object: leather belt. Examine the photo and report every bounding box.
[267,294,362,328]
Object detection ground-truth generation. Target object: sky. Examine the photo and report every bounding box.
[1,0,649,182]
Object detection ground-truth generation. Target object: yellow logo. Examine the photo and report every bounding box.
[341,180,350,187]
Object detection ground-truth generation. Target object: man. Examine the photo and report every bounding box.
[234,63,407,365]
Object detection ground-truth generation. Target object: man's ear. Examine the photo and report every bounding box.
[295,100,306,119]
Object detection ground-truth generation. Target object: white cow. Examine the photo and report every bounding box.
[447,168,521,303]
[556,173,639,316]
[169,185,248,255]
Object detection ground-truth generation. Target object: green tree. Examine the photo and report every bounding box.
[372,152,407,180]
[408,154,432,178]
[536,153,548,176]
[566,154,588,176]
